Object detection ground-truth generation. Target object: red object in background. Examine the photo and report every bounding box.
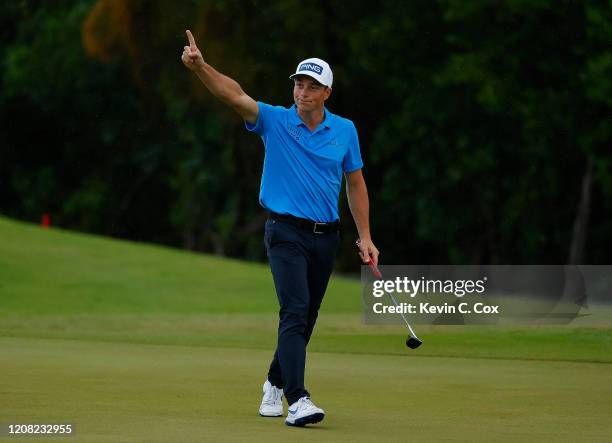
[41,213,51,229]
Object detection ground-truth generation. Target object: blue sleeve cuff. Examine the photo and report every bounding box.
[343,162,363,173]
[244,101,264,135]
[343,123,363,173]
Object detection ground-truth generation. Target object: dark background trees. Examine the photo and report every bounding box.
[1,0,610,269]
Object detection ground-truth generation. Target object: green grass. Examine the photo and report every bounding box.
[1,215,611,442]
[3,337,611,443]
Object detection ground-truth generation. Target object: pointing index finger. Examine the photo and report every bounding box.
[186,29,196,49]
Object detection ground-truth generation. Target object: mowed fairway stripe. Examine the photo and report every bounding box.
[1,337,610,443]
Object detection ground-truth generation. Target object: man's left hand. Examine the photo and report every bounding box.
[356,238,379,265]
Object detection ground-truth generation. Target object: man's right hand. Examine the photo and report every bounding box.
[179,29,258,124]
[181,30,205,71]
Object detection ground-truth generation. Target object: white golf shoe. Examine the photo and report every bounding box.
[259,380,284,417]
[285,396,325,427]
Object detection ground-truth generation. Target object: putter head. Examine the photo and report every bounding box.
[406,336,423,349]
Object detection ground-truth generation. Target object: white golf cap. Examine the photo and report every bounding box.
[289,58,333,88]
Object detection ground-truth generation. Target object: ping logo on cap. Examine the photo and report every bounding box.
[298,62,323,75]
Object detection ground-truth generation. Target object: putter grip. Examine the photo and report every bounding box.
[355,239,382,279]
[367,260,382,279]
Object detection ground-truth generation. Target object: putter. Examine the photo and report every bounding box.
[357,240,423,349]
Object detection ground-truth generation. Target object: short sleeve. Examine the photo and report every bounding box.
[342,123,364,173]
[245,101,276,136]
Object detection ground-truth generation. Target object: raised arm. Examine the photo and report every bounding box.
[181,30,258,124]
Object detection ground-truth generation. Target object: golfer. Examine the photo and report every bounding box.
[181,30,379,427]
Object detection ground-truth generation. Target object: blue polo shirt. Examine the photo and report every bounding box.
[245,102,363,222]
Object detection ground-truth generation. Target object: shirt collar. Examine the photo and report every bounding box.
[290,105,332,131]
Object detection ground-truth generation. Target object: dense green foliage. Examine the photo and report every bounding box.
[1,1,611,267]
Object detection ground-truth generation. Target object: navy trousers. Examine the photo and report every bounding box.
[263,218,340,405]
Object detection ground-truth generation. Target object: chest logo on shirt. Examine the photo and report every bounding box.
[285,124,339,148]
[287,124,303,142]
